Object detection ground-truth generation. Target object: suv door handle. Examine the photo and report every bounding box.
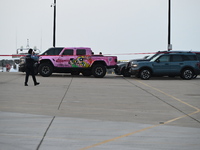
[165,63,169,65]
[179,63,183,65]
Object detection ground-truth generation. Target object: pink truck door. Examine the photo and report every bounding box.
[56,49,74,67]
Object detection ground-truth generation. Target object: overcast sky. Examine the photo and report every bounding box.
[0,0,200,60]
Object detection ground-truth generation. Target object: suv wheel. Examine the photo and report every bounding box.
[92,64,106,78]
[181,68,194,80]
[139,69,151,80]
[39,63,53,77]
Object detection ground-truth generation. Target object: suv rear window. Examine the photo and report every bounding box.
[171,55,183,62]
[182,55,197,61]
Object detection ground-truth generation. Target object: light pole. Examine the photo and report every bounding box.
[168,0,172,51]
[53,0,56,47]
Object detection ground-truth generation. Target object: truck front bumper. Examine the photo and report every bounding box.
[129,67,140,75]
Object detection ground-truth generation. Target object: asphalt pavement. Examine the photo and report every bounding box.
[0,72,200,150]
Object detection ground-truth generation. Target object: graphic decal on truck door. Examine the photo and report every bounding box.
[69,56,92,68]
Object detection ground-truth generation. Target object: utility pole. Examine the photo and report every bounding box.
[53,0,56,47]
[168,0,172,51]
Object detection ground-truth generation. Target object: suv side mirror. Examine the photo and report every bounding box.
[156,59,160,63]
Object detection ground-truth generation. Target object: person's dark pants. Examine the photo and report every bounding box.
[25,66,37,84]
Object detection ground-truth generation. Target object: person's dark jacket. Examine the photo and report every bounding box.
[25,54,39,68]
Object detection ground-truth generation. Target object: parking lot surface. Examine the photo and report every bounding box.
[0,72,200,150]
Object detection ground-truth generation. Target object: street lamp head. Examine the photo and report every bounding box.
[51,3,56,7]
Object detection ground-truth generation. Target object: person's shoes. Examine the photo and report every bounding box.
[34,82,40,86]
[25,83,28,86]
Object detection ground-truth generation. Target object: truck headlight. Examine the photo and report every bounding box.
[19,58,25,64]
[21,59,25,63]
[39,56,42,61]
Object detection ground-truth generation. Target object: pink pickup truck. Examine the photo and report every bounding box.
[38,47,117,78]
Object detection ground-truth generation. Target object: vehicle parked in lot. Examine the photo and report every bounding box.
[121,50,200,78]
[38,47,117,78]
[114,61,130,77]
[129,52,200,80]
[115,51,166,77]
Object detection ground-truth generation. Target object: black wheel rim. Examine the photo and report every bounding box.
[95,67,103,75]
[183,70,193,79]
[141,70,150,79]
[42,66,50,74]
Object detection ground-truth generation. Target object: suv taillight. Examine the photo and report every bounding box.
[197,62,200,69]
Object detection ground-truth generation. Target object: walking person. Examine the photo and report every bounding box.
[24,49,40,86]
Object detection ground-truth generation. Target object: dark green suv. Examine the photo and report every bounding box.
[129,52,200,80]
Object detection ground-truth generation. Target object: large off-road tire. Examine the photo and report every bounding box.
[139,68,151,80]
[38,63,53,77]
[92,64,106,78]
[181,68,194,80]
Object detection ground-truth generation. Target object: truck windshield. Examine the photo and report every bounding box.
[41,48,63,55]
